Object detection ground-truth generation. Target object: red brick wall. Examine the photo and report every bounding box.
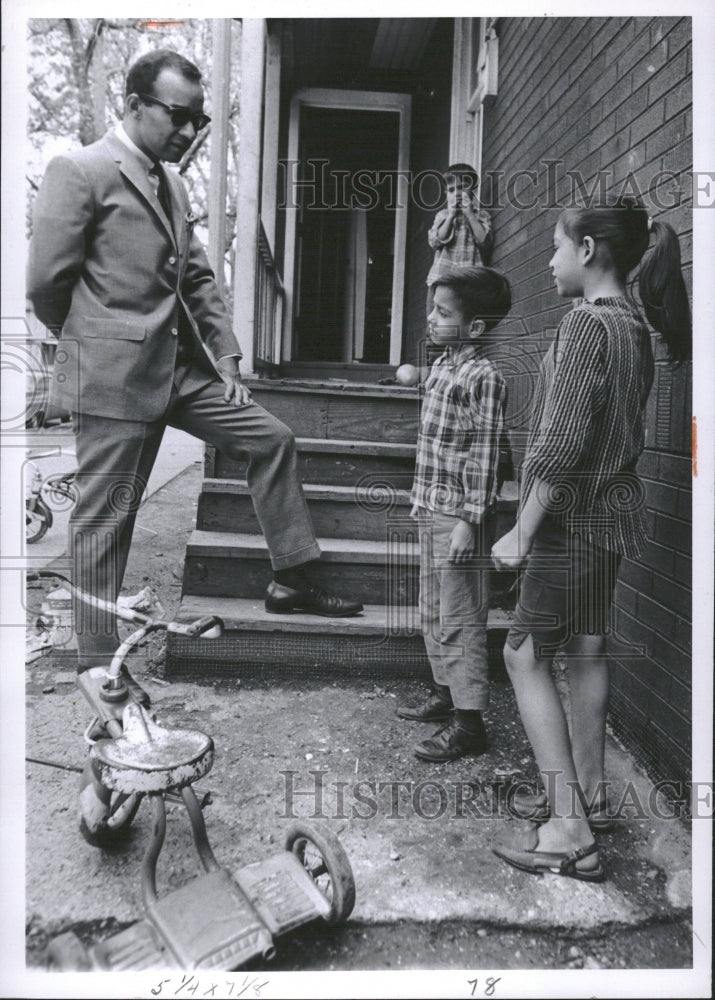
[481,17,693,780]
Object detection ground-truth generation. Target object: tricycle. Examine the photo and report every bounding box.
[28,570,356,971]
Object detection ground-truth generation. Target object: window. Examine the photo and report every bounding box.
[450,18,499,181]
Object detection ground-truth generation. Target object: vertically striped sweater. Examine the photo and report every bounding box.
[520,296,655,558]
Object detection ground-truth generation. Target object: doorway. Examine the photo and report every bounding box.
[283,89,411,367]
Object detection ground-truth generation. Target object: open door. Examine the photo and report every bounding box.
[284,90,411,367]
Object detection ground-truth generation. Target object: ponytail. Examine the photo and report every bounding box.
[638,220,691,365]
[560,197,692,364]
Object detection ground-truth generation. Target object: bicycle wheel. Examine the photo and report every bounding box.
[78,756,142,848]
[284,821,356,924]
[44,471,79,511]
[26,498,52,544]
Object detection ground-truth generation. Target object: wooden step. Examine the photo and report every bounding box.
[197,480,414,539]
[208,438,416,487]
[183,531,420,605]
[276,361,393,383]
[196,476,518,544]
[244,379,421,443]
[164,596,513,680]
[182,530,518,607]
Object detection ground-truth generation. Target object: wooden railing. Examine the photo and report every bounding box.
[254,221,284,371]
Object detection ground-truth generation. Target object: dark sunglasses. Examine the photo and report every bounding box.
[138,93,211,132]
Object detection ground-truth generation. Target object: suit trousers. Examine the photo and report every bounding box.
[70,360,320,665]
[418,509,495,710]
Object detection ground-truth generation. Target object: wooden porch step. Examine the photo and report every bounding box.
[182,530,518,607]
[244,379,420,443]
[164,596,513,680]
[209,438,416,487]
[275,361,394,383]
[183,531,420,605]
[197,479,413,539]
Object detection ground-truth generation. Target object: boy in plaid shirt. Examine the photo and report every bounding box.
[398,265,511,762]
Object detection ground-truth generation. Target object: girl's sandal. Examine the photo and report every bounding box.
[509,790,615,833]
[492,828,605,883]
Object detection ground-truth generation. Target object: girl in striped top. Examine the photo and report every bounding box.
[491,196,691,881]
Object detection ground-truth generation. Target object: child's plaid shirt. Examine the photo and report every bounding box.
[411,344,506,524]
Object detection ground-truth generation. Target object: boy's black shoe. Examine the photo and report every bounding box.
[396,686,454,722]
[265,580,363,618]
[414,718,488,762]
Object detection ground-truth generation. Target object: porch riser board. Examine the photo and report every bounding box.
[164,630,509,681]
[212,451,416,488]
[246,388,420,443]
[197,493,414,540]
[196,488,515,542]
[276,363,393,383]
[183,555,420,605]
[183,553,516,605]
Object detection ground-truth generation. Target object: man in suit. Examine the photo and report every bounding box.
[27,49,362,697]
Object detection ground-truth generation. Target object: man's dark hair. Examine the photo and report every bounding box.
[432,266,511,331]
[444,162,479,190]
[125,49,202,98]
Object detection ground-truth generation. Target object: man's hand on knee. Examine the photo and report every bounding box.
[216,356,252,407]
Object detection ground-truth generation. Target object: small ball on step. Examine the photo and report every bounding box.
[396,364,419,386]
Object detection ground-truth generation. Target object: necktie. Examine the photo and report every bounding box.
[150,163,173,229]
[150,164,193,362]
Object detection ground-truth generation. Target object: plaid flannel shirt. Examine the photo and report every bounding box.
[411,345,506,523]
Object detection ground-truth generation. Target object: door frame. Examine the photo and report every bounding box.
[283,88,412,367]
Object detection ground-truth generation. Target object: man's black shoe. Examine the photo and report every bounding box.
[397,689,454,722]
[414,718,488,762]
[265,580,363,618]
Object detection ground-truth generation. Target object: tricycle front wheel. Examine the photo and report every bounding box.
[284,821,356,924]
[78,756,142,847]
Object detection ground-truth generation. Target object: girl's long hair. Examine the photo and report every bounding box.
[560,196,691,363]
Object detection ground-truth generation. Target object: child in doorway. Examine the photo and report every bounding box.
[426,163,493,296]
[491,196,691,881]
[397,264,512,762]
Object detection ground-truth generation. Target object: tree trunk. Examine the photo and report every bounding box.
[63,18,103,146]
[90,30,107,137]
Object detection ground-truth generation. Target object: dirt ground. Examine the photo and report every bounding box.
[21,464,701,993]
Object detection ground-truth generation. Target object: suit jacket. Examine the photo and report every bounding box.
[26,130,241,421]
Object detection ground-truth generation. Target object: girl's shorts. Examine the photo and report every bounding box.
[506,516,621,659]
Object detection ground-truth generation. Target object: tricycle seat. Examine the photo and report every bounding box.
[90,703,214,794]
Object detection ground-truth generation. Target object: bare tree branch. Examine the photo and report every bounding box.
[84,19,105,67]
[63,19,97,145]
[178,128,210,176]
[103,19,143,30]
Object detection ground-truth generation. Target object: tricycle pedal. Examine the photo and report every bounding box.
[78,776,111,832]
[149,869,275,969]
[234,851,332,936]
[84,716,109,744]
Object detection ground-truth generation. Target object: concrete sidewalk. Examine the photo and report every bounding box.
[23,460,699,975]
